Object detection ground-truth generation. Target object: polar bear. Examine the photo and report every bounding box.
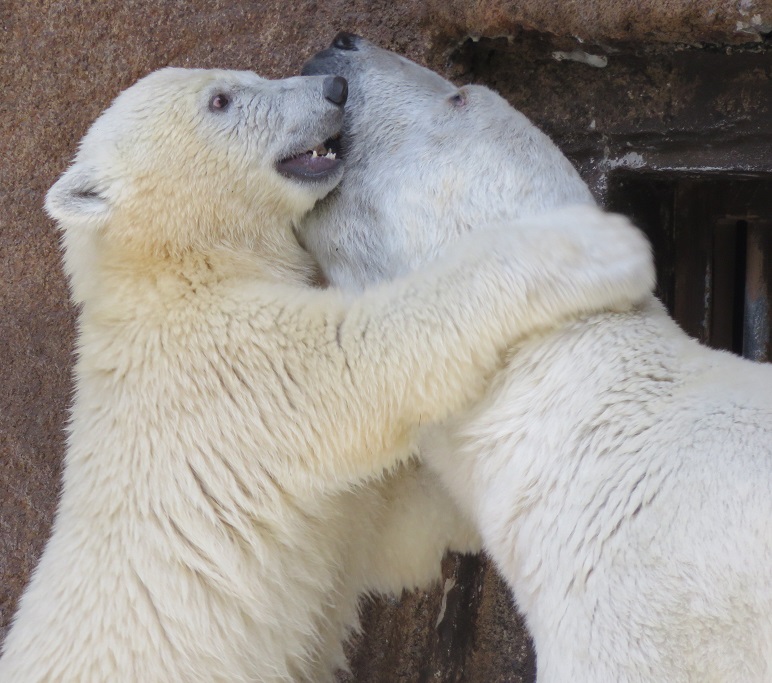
[300,34,772,683]
[0,67,653,683]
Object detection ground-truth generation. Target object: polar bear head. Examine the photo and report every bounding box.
[46,67,347,297]
[299,34,594,290]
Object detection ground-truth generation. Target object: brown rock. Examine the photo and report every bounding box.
[428,0,772,46]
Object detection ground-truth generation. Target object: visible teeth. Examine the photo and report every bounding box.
[307,144,337,160]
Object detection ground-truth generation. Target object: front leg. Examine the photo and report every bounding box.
[355,458,481,597]
[268,204,652,491]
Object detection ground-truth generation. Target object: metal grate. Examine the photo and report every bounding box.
[607,175,772,362]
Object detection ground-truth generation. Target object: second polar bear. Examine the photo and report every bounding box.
[0,68,652,682]
[301,34,772,683]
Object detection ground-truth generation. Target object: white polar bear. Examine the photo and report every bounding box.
[0,67,652,683]
[300,34,772,683]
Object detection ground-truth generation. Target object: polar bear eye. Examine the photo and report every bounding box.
[209,93,231,112]
[449,92,466,108]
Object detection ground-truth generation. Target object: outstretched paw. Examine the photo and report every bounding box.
[529,204,655,312]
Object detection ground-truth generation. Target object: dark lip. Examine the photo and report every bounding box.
[275,134,344,182]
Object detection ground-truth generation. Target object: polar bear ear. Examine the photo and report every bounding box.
[45,164,111,228]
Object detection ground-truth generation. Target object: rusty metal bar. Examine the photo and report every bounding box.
[743,221,772,362]
[673,182,715,344]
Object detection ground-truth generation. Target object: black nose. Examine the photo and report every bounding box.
[323,76,348,106]
[332,31,360,51]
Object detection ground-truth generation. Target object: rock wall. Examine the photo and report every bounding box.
[2,1,770,681]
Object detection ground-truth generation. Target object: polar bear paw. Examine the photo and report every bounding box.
[523,203,655,315]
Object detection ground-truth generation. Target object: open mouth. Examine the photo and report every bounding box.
[276,134,343,181]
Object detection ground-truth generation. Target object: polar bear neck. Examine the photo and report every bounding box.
[62,212,318,307]
[306,161,595,293]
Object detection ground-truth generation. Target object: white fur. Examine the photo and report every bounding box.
[299,38,772,682]
[0,67,652,683]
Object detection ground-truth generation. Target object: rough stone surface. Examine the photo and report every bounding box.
[2,2,771,682]
[340,555,536,683]
[429,0,772,46]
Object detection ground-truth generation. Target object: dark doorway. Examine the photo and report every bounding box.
[607,174,772,361]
